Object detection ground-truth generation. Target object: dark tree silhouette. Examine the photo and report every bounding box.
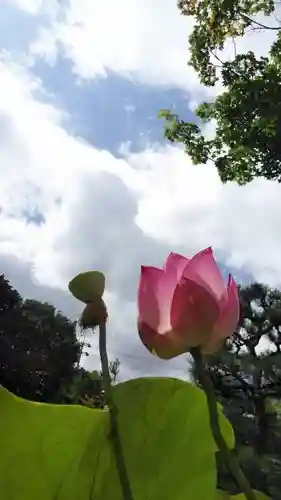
[0,274,81,402]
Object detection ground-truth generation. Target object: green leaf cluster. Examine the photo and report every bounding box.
[160,0,281,184]
[179,0,275,86]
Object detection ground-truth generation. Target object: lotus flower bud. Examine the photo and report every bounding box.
[137,247,239,359]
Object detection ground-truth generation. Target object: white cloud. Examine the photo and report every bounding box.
[13,0,42,13]
[0,54,190,379]
[1,53,281,379]
[10,0,58,15]
[28,0,281,102]
[123,144,281,288]
[29,0,211,98]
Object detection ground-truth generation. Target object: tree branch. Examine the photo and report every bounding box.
[241,13,281,30]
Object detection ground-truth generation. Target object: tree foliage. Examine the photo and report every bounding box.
[0,274,81,402]
[59,359,121,408]
[159,0,281,184]
[0,274,120,406]
[191,282,281,498]
[178,0,275,86]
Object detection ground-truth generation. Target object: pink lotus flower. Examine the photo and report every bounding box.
[137,247,239,359]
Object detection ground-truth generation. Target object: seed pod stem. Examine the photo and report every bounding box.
[98,322,134,500]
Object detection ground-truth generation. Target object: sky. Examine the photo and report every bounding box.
[1,0,281,381]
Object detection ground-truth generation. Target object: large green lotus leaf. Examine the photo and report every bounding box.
[0,377,234,500]
[68,271,105,303]
[216,490,270,499]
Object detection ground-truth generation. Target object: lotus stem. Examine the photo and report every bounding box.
[98,322,134,500]
[190,347,257,500]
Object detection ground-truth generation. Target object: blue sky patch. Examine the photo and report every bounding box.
[31,57,195,155]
